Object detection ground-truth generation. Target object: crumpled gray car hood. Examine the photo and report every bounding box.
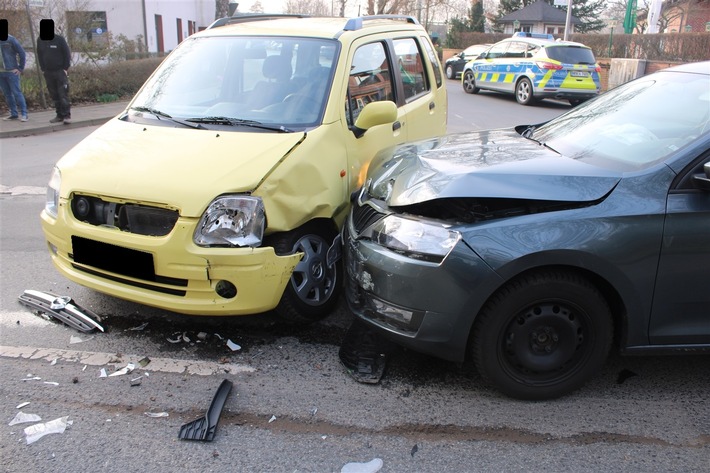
[369,129,623,207]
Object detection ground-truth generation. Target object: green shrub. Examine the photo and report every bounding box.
[22,57,164,110]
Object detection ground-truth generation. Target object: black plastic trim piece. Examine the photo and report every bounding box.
[178,379,233,441]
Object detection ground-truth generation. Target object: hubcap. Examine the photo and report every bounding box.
[290,234,336,307]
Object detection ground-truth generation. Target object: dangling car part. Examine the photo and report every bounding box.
[18,289,104,333]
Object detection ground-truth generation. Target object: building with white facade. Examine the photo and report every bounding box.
[71,0,216,53]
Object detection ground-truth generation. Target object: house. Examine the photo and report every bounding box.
[497,0,581,36]
[659,0,710,32]
[2,0,215,55]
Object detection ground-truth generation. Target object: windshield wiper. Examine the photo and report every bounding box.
[130,106,205,129]
[186,116,292,133]
[520,125,561,155]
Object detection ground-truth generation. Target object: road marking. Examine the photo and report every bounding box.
[0,185,46,195]
[0,345,255,376]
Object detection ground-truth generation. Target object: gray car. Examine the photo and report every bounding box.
[343,61,710,400]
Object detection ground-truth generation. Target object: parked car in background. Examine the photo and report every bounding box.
[444,43,490,80]
[344,61,710,400]
[40,14,447,324]
[462,32,601,106]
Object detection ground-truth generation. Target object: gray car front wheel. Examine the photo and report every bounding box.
[472,271,613,400]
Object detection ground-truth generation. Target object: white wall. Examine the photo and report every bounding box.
[86,0,215,53]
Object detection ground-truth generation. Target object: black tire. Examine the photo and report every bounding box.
[569,98,584,107]
[445,65,454,80]
[515,77,535,105]
[471,271,613,400]
[271,222,341,324]
[462,70,479,94]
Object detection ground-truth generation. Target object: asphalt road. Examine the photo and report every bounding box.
[1,90,708,473]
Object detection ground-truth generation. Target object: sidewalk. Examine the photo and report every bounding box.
[0,101,130,139]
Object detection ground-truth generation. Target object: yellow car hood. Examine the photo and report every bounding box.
[56,118,305,217]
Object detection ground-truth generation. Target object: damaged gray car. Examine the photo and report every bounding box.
[343,61,710,400]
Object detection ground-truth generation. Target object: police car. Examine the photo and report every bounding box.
[461,32,601,106]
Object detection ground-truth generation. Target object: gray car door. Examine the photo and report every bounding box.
[649,153,710,345]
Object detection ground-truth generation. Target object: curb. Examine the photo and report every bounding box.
[0,116,115,139]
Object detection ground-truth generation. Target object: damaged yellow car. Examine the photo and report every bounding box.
[40,14,447,323]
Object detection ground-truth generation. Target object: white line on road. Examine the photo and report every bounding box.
[0,345,255,376]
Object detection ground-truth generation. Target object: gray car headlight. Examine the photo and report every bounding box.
[194,195,265,247]
[366,214,460,261]
[45,167,61,218]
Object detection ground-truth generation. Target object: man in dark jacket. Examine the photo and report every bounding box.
[37,20,72,124]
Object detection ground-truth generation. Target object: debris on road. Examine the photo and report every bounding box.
[341,458,384,473]
[339,320,395,384]
[127,322,149,331]
[227,339,241,351]
[9,412,42,426]
[16,402,30,409]
[109,363,135,377]
[23,416,72,445]
[130,376,143,387]
[144,412,169,418]
[178,379,232,442]
[18,290,104,333]
[268,415,277,423]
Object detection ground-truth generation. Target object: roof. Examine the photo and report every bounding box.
[202,14,424,39]
[499,0,581,25]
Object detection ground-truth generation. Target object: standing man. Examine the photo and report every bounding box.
[0,33,29,122]
[37,19,72,124]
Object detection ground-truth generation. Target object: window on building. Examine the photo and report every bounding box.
[66,11,108,50]
[177,18,183,43]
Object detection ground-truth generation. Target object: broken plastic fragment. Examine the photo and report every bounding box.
[167,333,182,344]
[227,339,241,351]
[138,356,151,367]
[50,358,57,366]
[43,381,59,386]
[128,322,149,331]
[70,335,85,344]
[99,368,107,378]
[178,379,232,442]
[182,332,191,343]
[130,376,143,387]
[144,412,169,418]
[109,363,135,377]
[24,417,72,445]
[16,402,30,409]
[197,332,208,341]
[341,458,384,473]
[9,412,42,426]
[22,376,41,381]
[268,415,276,423]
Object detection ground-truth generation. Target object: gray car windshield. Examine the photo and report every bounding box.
[535,70,710,170]
[130,36,338,130]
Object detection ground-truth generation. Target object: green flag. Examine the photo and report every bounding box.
[623,0,637,34]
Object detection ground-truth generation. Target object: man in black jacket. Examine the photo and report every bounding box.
[37,20,72,124]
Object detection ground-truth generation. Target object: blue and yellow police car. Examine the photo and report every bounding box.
[462,32,601,106]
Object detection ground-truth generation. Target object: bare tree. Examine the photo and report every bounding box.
[283,0,331,15]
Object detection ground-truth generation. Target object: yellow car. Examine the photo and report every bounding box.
[41,14,447,323]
